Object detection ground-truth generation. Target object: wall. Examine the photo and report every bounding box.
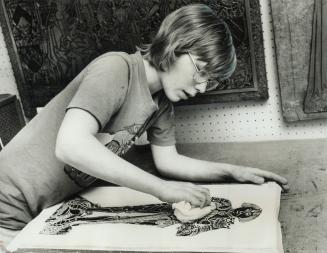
[174,0,327,143]
[0,22,19,97]
[0,0,326,143]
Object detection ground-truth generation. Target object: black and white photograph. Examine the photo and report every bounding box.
[0,0,326,253]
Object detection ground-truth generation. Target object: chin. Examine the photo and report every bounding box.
[163,90,180,102]
[169,94,183,102]
[170,97,181,102]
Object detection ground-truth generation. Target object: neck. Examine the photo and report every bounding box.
[142,59,163,94]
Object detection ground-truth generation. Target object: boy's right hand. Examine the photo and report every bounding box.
[157,180,211,208]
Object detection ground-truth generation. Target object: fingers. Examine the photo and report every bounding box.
[251,169,289,190]
[249,175,265,184]
[197,185,211,207]
[187,184,211,208]
[235,167,287,184]
[162,181,212,208]
[280,183,290,192]
[254,169,288,185]
[242,168,290,192]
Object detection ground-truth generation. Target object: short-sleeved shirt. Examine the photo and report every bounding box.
[0,51,176,230]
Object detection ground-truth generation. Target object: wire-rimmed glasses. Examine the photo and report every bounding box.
[187,52,220,92]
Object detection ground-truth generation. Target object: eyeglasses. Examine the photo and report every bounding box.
[187,52,220,92]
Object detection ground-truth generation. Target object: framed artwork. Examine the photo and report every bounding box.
[0,0,268,118]
[270,0,327,122]
[0,137,3,151]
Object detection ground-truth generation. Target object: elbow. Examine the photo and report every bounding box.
[55,138,71,164]
[55,133,79,165]
[156,165,169,178]
[152,145,180,178]
[155,160,175,179]
[55,129,97,168]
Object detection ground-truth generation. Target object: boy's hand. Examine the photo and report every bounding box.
[228,166,289,191]
[157,180,211,207]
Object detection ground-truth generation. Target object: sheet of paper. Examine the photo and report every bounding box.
[8,182,284,253]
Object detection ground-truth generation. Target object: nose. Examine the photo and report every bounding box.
[195,82,207,93]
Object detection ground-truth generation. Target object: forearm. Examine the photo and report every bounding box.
[155,151,289,190]
[56,134,165,199]
[157,153,237,182]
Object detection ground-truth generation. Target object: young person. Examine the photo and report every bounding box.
[0,3,288,247]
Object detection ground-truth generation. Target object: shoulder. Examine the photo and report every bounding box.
[81,52,132,83]
[87,52,132,71]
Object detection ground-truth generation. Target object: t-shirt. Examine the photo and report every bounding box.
[0,51,176,230]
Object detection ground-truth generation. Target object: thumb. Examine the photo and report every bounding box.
[251,176,265,184]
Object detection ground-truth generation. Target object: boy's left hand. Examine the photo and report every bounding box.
[228,166,289,192]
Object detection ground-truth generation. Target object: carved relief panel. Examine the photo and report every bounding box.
[271,0,327,122]
[0,0,267,118]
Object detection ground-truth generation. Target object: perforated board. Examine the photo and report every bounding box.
[0,0,327,143]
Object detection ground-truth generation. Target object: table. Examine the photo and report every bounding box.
[15,138,327,253]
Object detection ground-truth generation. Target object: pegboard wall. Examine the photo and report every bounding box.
[0,0,327,143]
[174,0,327,143]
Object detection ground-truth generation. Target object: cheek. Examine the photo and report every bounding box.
[161,66,193,92]
[162,74,177,91]
[161,81,182,102]
[167,75,190,91]
[163,86,178,99]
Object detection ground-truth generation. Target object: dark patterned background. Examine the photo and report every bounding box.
[0,0,266,117]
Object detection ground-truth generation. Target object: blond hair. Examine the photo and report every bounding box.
[139,4,236,81]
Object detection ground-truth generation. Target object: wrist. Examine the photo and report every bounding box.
[212,162,234,180]
[151,178,167,201]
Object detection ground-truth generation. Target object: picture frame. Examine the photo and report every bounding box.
[0,0,268,118]
[0,137,3,151]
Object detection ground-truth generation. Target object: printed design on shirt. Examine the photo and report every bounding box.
[104,123,141,156]
[64,123,142,188]
[41,196,262,236]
